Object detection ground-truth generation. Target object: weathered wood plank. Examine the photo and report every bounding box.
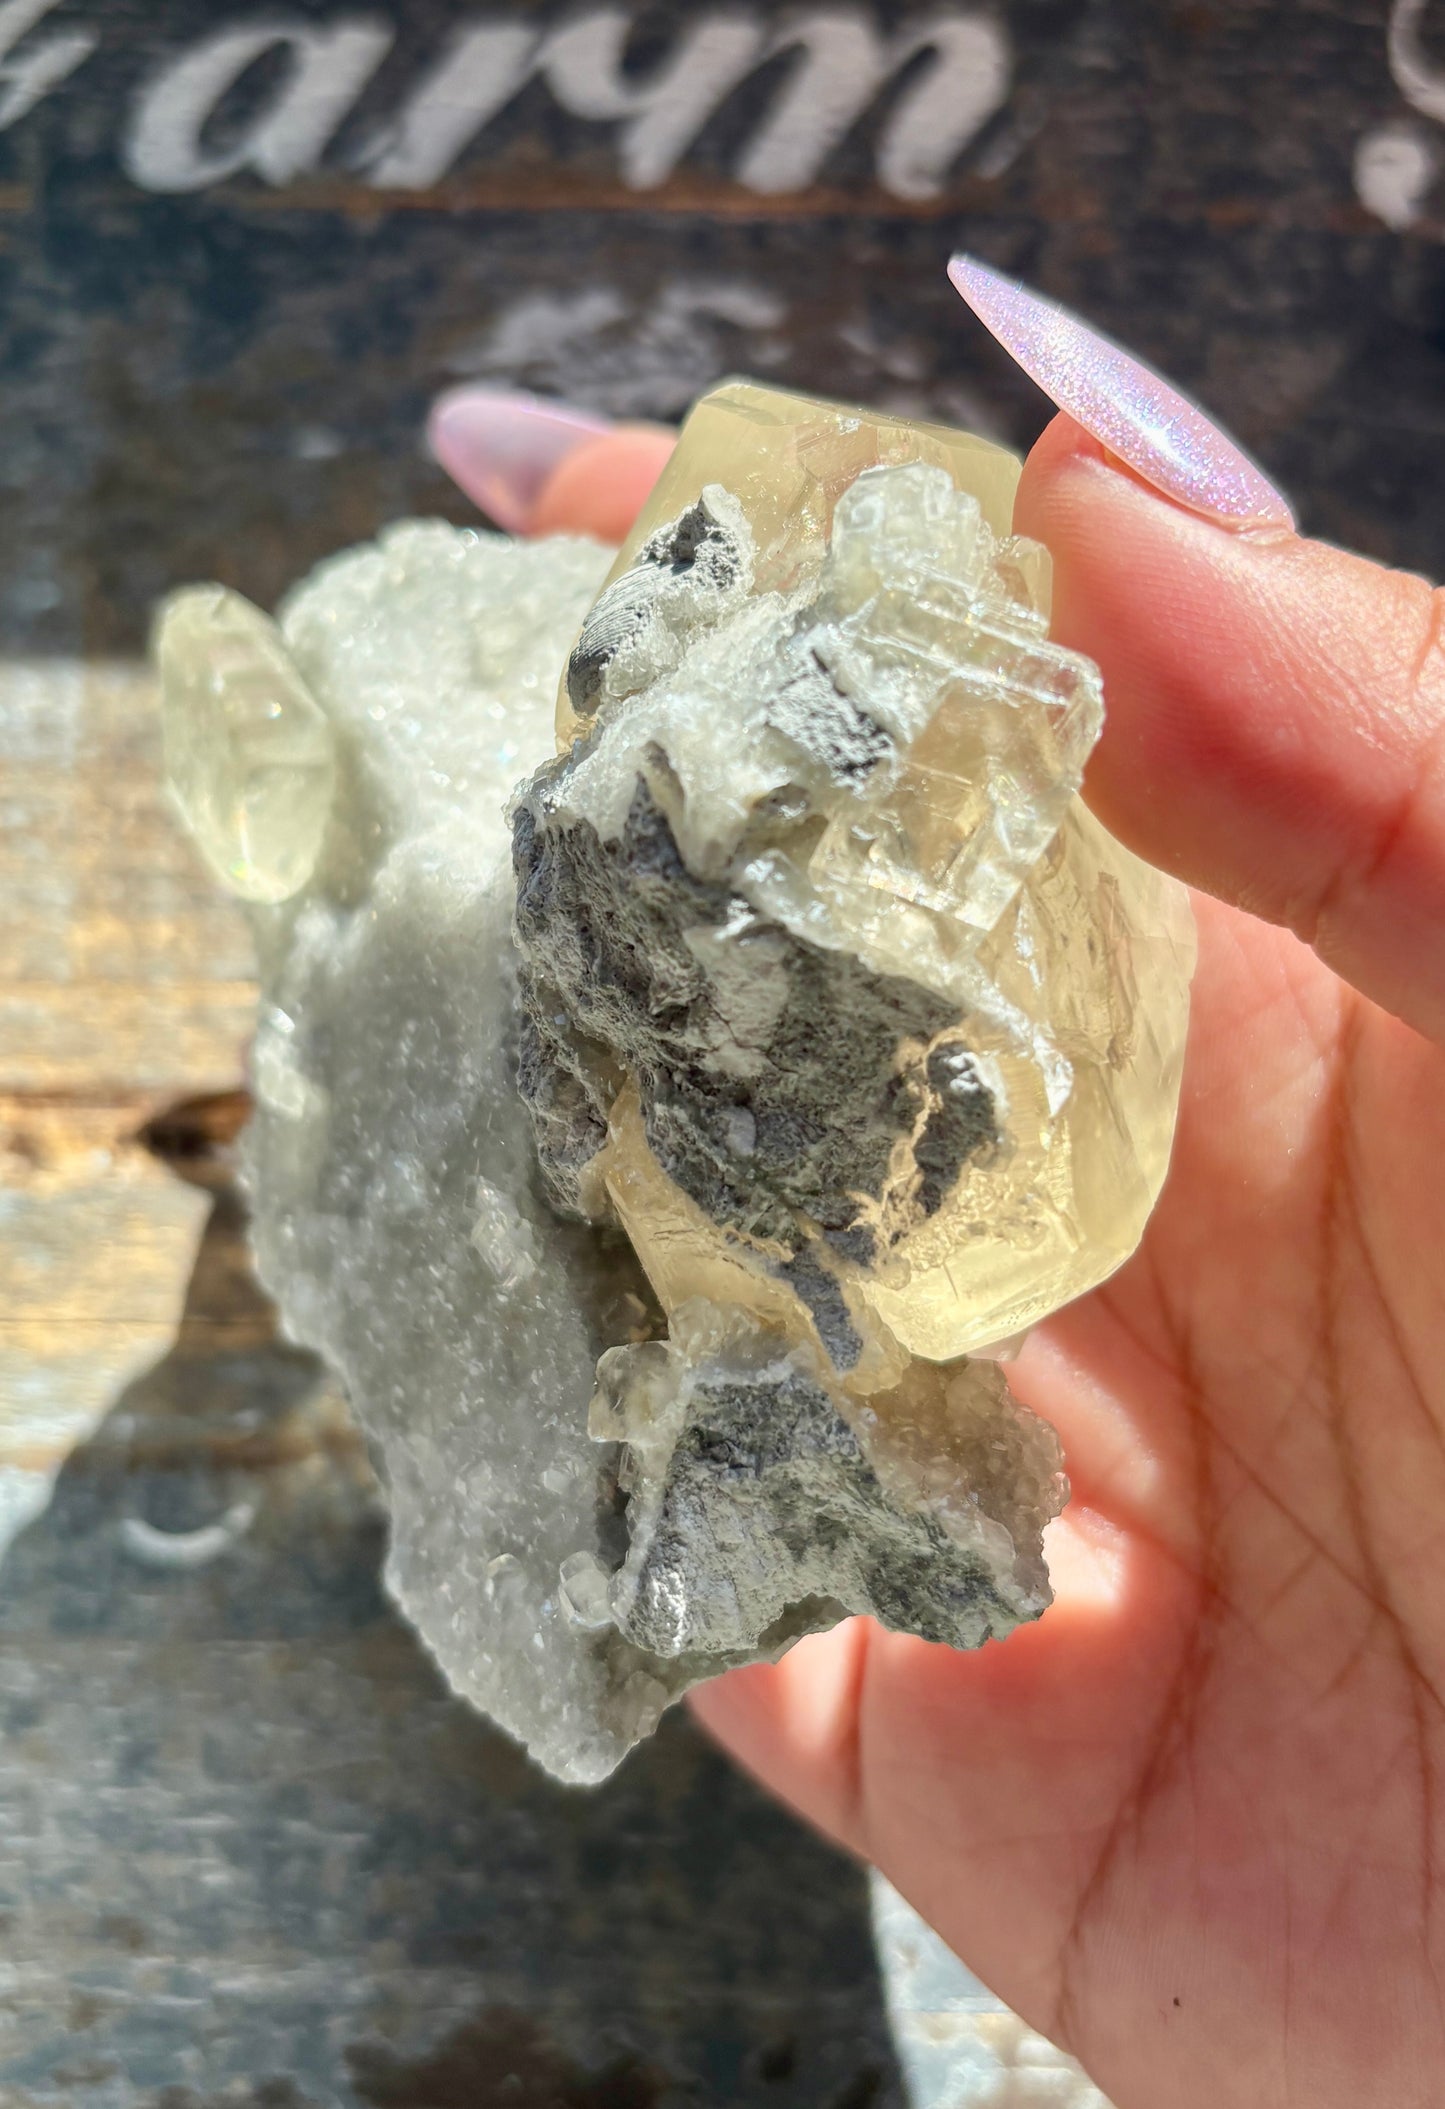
[1,0,1443,671]
[0,1153,911,2106]
[0,655,251,1551]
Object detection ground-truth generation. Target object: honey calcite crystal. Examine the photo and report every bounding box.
[153,382,1193,1783]
[521,385,1194,1373]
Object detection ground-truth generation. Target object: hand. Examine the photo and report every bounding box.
[438,394,1445,2109]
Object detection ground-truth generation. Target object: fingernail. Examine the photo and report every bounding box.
[427,387,613,532]
[947,254,1294,531]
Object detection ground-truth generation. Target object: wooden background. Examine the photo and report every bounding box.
[1,1,1442,2100]
[2,0,1445,662]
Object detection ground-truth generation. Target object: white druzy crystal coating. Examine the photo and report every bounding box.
[162,524,706,1782]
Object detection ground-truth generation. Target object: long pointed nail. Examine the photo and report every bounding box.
[428,387,613,532]
[948,255,1294,531]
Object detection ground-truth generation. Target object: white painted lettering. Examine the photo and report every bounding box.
[737,8,1010,197]
[124,17,393,192]
[1355,118,1436,228]
[1390,0,1445,124]
[540,8,768,189]
[0,0,94,131]
[875,16,1010,198]
[119,5,1019,202]
[362,23,538,189]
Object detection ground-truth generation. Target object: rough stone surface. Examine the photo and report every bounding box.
[511,778,967,1252]
[592,1303,1057,1659]
[154,384,1190,1783]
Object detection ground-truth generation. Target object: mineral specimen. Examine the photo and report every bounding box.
[153,383,1193,1783]
[519,394,1193,1371]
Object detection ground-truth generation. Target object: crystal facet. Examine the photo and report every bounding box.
[155,384,1193,1783]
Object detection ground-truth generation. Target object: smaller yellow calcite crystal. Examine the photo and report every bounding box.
[155,585,336,904]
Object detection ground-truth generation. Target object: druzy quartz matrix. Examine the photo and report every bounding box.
[154,383,1194,1782]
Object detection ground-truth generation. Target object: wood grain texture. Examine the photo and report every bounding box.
[0,0,1442,668]
[0,656,252,1550]
[0,1036,913,2106]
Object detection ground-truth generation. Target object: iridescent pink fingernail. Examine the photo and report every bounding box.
[428,387,613,532]
[948,255,1294,531]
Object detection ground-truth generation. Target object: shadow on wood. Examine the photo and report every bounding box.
[0,1104,902,2106]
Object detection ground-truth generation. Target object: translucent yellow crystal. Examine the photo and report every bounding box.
[557,378,1032,749]
[857,800,1195,1360]
[593,1088,911,1398]
[521,382,1196,1381]
[154,584,336,904]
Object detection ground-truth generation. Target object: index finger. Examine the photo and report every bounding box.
[1018,415,1445,1041]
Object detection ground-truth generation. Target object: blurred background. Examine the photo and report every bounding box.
[1,1,1442,2101]
[7,0,1445,656]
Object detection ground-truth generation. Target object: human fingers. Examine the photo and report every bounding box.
[1017,417,1445,1041]
[946,260,1445,1042]
[428,387,674,542]
[527,428,677,541]
[688,1502,1198,2042]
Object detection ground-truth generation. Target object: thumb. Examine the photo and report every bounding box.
[1016,415,1445,1042]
